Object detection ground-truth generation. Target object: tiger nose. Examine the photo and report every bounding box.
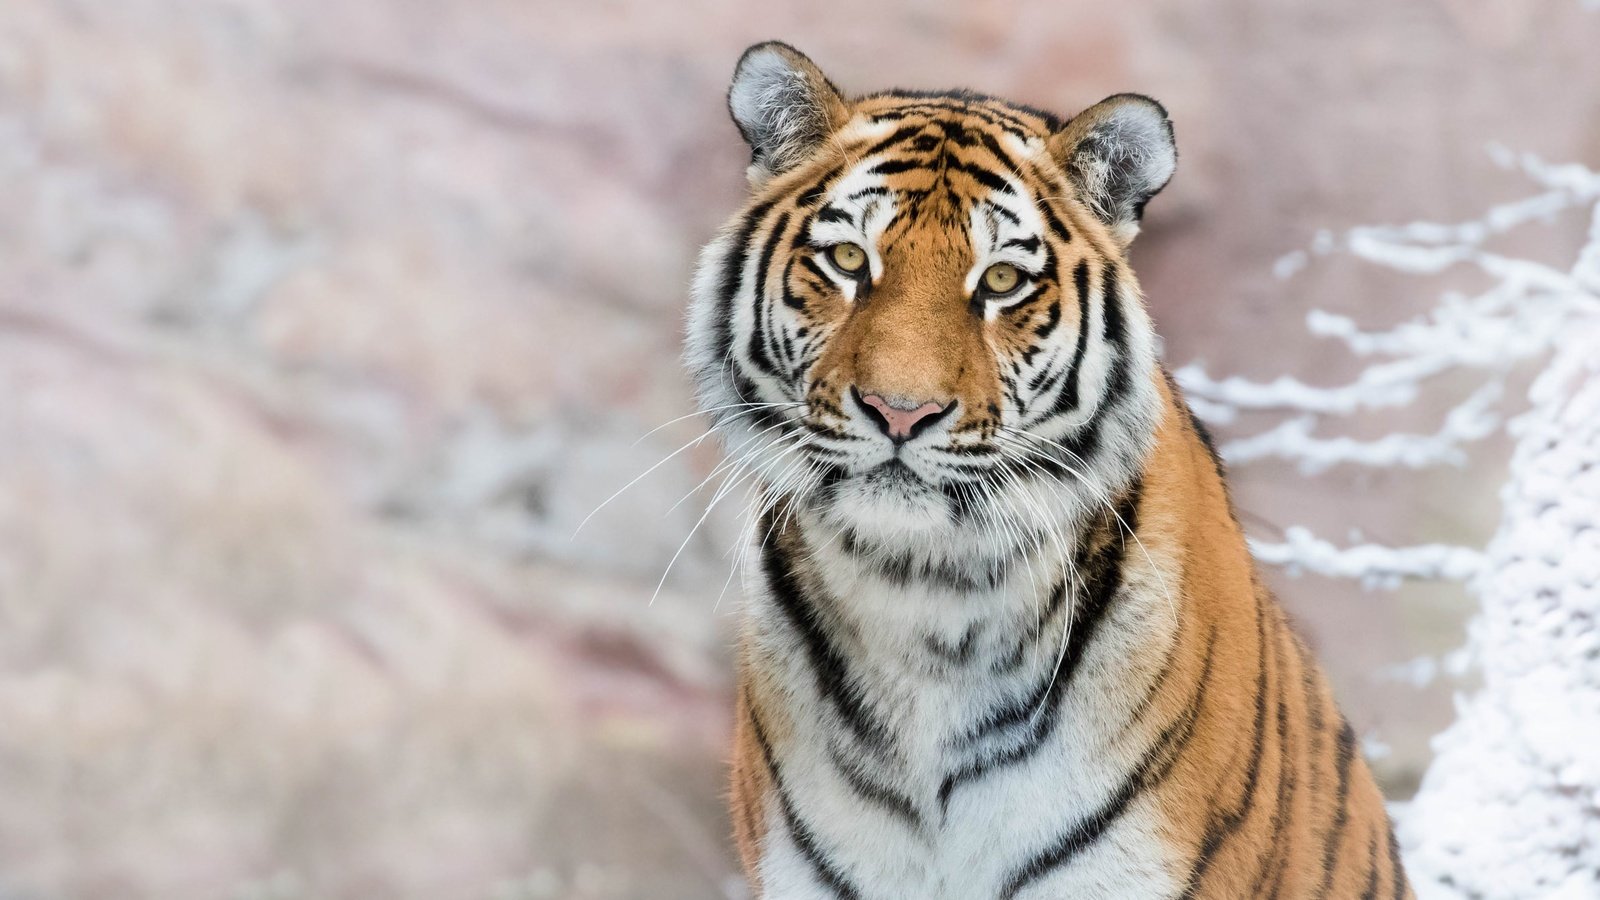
[852,388,953,443]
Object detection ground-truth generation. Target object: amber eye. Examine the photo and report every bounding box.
[982,262,1022,295]
[829,243,868,275]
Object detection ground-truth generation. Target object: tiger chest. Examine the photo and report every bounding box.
[749,564,1182,900]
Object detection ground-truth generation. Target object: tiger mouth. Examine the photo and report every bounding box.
[855,458,939,496]
[865,458,920,481]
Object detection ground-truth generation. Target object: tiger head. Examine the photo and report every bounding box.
[687,42,1176,553]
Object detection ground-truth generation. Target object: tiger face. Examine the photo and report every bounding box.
[687,42,1176,553]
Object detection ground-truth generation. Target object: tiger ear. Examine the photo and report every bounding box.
[728,42,849,185]
[1048,94,1176,247]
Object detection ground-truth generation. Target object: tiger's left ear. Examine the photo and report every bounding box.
[728,42,850,186]
[1048,94,1176,247]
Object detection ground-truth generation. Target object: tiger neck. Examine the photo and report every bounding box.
[744,376,1221,749]
[777,484,1136,666]
[751,472,1187,792]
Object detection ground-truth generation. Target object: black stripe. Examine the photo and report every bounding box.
[1361,833,1380,900]
[1313,720,1359,899]
[929,118,974,145]
[845,186,891,202]
[987,202,1022,226]
[1180,592,1273,898]
[868,158,927,176]
[1099,264,1130,398]
[816,205,853,224]
[830,746,923,831]
[1028,263,1132,462]
[953,160,1013,194]
[837,528,1012,593]
[1027,352,1067,394]
[993,581,1069,674]
[746,212,791,379]
[1164,367,1228,485]
[795,165,843,209]
[973,126,1025,176]
[799,253,833,288]
[857,123,927,159]
[1032,297,1061,341]
[958,480,1139,745]
[1040,202,1074,244]
[1300,636,1327,801]
[749,708,863,900]
[779,256,806,312]
[867,105,1029,139]
[866,95,1043,136]
[711,201,775,367]
[1116,627,1196,739]
[1050,259,1093,419]
[925,624,980,666]
[998,623,1220,900]
[940,481,1142,810]
[1387,820,1408,900]
[762,528,894,756]
[1251,630,1299,898]
[1002,236,1042,253]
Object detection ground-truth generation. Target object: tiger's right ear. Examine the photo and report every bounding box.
[728,42,849,185]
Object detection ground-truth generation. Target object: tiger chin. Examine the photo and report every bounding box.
[685,41,1411,900]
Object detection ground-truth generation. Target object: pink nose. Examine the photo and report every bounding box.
[856,391,951,442]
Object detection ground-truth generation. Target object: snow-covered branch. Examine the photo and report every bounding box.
[1181,148,1600,579]
[1216,383,1501,472]
[1247,528,1485,589]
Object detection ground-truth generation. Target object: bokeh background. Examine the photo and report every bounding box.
[1,2,1597,898]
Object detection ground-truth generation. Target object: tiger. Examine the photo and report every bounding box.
[684,41,1411,900]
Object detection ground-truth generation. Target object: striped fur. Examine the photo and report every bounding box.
[691,42,1410,900]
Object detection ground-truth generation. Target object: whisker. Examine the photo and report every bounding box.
[667,414,803,515]
[717,451,820,614]
[998,428,1178,625]
[632,401,804,447]
[985,447,1081,725]
[650,437,813,608]
[575,402,797,538]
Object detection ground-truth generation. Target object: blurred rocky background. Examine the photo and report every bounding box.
[0,1,1596,898]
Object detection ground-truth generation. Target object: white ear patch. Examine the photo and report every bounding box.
[727,42,846,182]
[1051,95,1176,246]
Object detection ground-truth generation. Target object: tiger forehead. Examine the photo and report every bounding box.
[811,99,1051,205]
[809,103,1051,250]
[853,92,1061,141]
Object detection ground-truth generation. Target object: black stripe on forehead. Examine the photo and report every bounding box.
[859,123,927,159]
[985,201,1021,226]
[868,157,926,176]
[851,109,1031,164]
[812,114,1052,242]
[869,101,1039,141]
[867,88,1065,131]
[847,154,1021,212]
[953,160,1014,195]
[794,164,842,208]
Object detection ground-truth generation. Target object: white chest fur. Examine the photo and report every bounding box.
[746,508,1184,900]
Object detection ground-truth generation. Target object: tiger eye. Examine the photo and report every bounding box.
[829,243,868,274]
[982,262,1021,294]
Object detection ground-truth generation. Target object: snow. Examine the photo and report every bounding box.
[1401,328,1600,899]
